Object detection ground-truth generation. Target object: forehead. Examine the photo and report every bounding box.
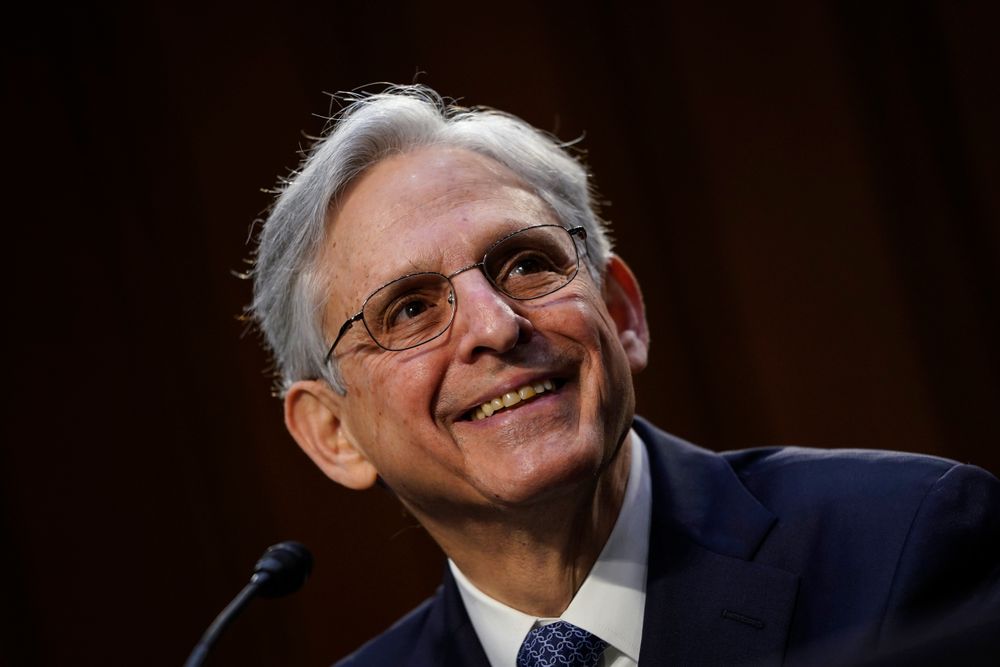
[321,146,556,307]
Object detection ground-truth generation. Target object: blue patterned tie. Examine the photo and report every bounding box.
[516,620,608,667]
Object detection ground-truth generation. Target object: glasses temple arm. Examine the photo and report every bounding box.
[324,312,363,364]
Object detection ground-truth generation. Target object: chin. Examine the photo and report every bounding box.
[476,440,611,508]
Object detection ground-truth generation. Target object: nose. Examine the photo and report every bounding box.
[450,269,533,361]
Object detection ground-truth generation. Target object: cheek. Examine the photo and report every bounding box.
[347,355,440,432]
[545,293,618,352]
[564,295,635,395]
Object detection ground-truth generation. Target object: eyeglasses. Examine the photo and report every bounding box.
[324,224,588,361]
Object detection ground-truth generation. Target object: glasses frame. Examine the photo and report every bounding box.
[324,224,588,362]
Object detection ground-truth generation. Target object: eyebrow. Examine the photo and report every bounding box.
[368,217,539,285]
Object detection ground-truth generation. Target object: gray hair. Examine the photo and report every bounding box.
[251,84,613,395]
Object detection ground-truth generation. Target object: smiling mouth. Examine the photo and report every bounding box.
[465,379,562,421]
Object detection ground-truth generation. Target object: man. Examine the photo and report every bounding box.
[250,84,1000,666]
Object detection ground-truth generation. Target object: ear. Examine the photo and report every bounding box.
[602,254,650,374]
[284,380,379,490]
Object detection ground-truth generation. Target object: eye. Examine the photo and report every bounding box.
[507,253,549,277]
[388,297,434,326]
[364,273,456,348]
[503,251,557,279]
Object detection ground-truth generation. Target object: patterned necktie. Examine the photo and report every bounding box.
[516,620,608,667]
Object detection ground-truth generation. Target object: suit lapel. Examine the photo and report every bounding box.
[405,419,799,666]
[635,418,799,666]
[405,566,491,667]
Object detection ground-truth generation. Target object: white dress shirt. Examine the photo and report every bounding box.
[450,430,652,666]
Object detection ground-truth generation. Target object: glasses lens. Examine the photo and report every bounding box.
[484,225,580,300]
[362,272,456,350]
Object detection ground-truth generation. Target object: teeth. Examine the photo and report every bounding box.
[471,380,557,420]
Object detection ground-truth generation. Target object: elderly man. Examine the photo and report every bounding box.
[251,85,999,666]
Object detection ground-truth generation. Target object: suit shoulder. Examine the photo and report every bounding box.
[724,446,962,499]
[334,592,438,667]
[723,445,999,535]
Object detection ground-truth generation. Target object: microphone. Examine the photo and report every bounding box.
[184,541,313,667]
[251,541,313,597]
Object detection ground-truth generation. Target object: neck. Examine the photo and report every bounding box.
[418,434,633,617]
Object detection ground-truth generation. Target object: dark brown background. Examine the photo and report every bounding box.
[4,2,998,665]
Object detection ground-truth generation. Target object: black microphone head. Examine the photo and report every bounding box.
[251,541,313,598]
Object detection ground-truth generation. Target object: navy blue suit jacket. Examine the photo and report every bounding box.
[337,417,1000,666]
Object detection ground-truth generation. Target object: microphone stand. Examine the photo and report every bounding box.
[184,575,263,667]
[184,542,312,667]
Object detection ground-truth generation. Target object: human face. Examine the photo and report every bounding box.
[320,146,642,517]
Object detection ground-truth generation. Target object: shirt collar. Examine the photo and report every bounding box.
[450,429,652,666]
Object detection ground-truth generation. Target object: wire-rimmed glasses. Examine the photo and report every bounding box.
[324,224,588,361]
